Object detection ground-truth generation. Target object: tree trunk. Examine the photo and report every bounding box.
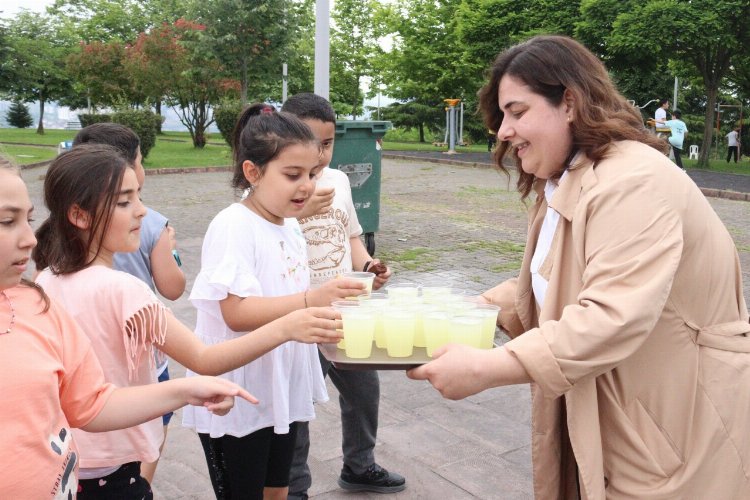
[698,85,718,168]
[155,101,163,134]
[36,98,45,135]
[419,123,425,143]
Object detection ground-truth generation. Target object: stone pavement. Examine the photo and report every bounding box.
[20,157,750,499]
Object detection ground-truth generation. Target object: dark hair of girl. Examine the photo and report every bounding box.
[478,35,667,199]
[32,144,129,274]
[230,103,319,191]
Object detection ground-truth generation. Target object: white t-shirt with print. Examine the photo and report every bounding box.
[298,167,363,286]
[183,203,328,437]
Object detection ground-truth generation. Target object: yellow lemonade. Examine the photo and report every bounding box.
[343,272,375,299]
[450,315,483,347]
[469,304,501,349]
[332,300,361,350]
[342,310,375,359]
[413,305,437,347]
[360,297,389,349]
[383,309,416,357]
[423,311,451,357]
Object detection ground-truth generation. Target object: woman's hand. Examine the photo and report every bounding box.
[407,344,530,400]
[309,278,366,306]
[280,306,343,344]
[185,376,258,416]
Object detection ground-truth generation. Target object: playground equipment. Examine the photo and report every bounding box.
[443,98,461,154]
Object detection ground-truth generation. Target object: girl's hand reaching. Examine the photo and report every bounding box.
[184,376,259,416]
[280,306,343,344]
[308,278,366,306]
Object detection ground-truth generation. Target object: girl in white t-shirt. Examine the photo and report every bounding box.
[31,144,343,499]
[184,103,365,500]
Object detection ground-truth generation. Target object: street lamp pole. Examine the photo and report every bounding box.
[314,0,330,99]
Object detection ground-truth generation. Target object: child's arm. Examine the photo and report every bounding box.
[82,376,257,432]
[297,186,335,220]
[350,236,391,290]
[219,278,365,332]
[158,306,343,376]
[150,225,186,300]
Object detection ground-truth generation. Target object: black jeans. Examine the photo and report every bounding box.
[727,145,738,162]
[672,146,683,168]
[78,462,152,500]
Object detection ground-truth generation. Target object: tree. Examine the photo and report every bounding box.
[66,40,131,109]
[6,100,33,128]
[580,0,750,167]
[164,19,240,148]
[329,0,384,119]
[0,12,77,134]
[379,101,443,142]
[190,0,295,105]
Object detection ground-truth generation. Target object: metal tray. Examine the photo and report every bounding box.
[319,343,432,370]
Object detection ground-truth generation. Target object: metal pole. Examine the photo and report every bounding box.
[448,105,456,153]
[459,101,464,145]
[444,108,449,144]
[314,0,330,99]
[282,63,288,104]
[673,77,678,111]
[377,90,381,120]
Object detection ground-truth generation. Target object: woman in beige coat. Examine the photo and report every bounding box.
[409,35,750,499]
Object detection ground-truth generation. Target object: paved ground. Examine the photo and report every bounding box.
[20,157,750,499]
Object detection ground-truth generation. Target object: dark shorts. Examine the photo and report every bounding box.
[157,367,174,426]
[198,423,299,499]
[77,461,152,500]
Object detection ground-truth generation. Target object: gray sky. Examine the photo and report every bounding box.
[1,0,54,19]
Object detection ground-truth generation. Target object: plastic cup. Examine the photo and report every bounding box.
[385,282,421,304]
[423,311,451,357]
[413,304,438,347]
[342,272,375,298]
[358,294,389,349]
[331,300,360,350]
[382,307,416,357]
[450,315,483,347]
[468,304,501,349]
[421,286,452,303]
[341,308,375,358]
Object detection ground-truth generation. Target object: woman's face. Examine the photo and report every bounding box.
[496,75,573,180]
[0,169,36,290]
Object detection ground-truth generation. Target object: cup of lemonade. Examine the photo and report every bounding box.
[331,300,360,350]
[342,271,375,298]
[423,311,451,357]
[450,315,483,347]
[340,308,375,359]
[382,307,416,357]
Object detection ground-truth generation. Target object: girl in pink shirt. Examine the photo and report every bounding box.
[32,145,343,499]
[0,159,255,498]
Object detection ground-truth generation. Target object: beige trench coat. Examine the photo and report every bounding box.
[488,141,750,499]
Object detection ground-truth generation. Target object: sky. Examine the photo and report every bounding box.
[0,0,55,19]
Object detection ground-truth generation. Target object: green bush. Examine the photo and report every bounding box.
[78,114,112,128]
[6,100,33,128]
[214,100,244,147]
[111,109,160,158]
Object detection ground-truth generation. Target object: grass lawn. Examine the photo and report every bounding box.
[0,128,231,168]
[382,140,489,153]
[0,143,59,165]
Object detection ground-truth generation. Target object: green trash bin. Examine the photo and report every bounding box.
[330,120,392,256]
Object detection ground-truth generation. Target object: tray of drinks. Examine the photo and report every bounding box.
[319,343,430,370]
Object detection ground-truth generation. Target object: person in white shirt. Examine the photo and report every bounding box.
[726,127,740,163]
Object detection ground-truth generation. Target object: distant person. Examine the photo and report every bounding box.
[488,129,498,152]
[727,127,740,163]
[664,110,688,169]
[654,98,669,130]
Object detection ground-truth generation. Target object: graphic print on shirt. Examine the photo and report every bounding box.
[279,240,308,288]
[301,207,349,273]
[49,427,78,499]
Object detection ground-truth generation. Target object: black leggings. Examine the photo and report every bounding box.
[198,423,299,500]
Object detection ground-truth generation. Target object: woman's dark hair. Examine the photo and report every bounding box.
[32,144,129,274]
[0,156,49,309]
[478,35,667,199]
[73,122,140,163]
[230,103,319,191]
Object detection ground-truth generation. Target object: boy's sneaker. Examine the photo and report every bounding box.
[337,463,406,493]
